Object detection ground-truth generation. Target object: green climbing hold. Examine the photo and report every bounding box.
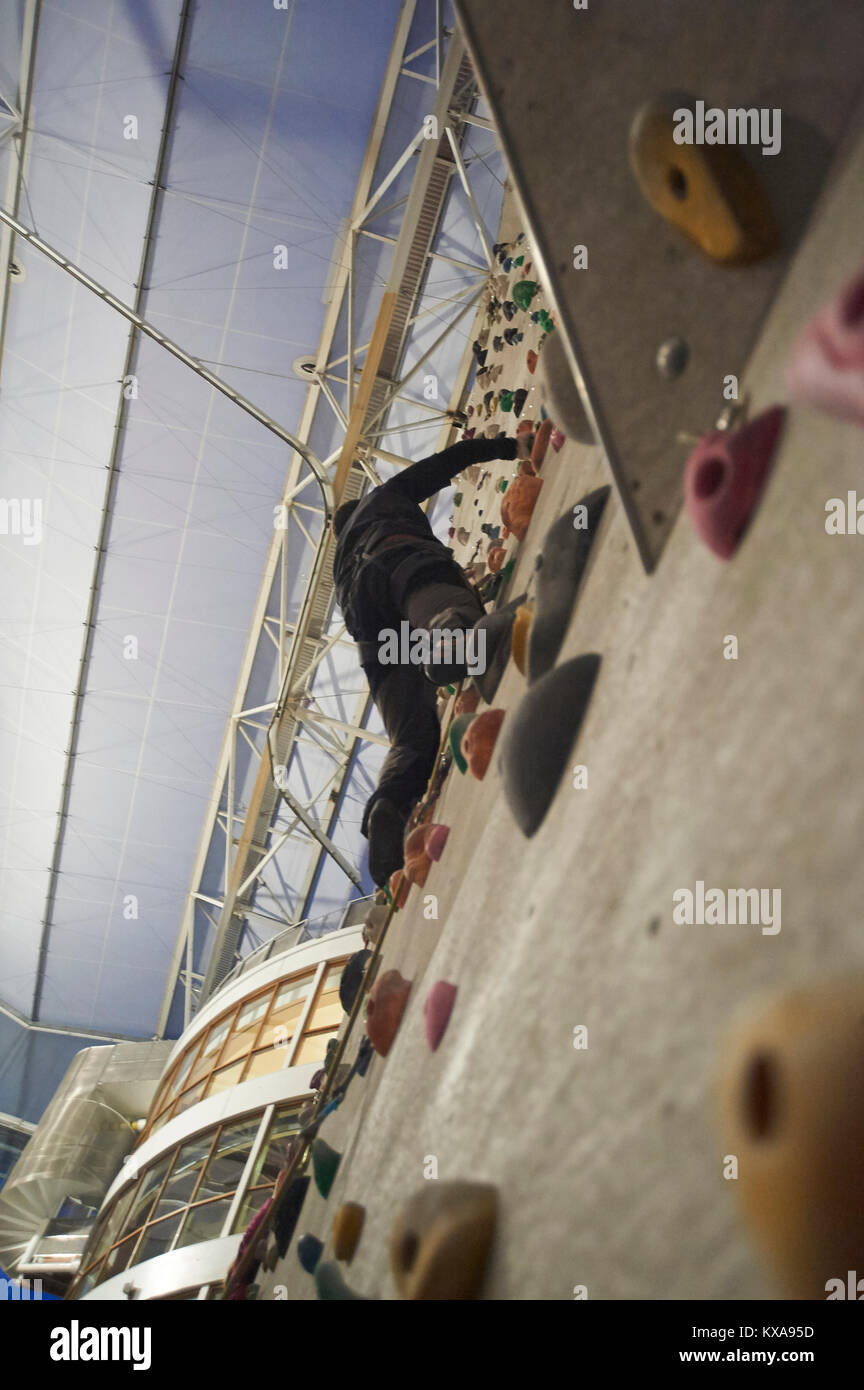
[449,713,476,774]
[498,390,515,413]
[454,491,463,506]
[512,280,538,311]
[311,1138,342,1199]
[497,478,509,494]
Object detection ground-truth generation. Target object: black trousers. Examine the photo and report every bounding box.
[360,569,485,834]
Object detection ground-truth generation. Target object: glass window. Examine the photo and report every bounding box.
[218,989,273,1066]
[159,1133,215,1206]
[120,1154,172,1237]
[267,974,311,1039]
[292,1027,339,1067]
[305,969,345,1034]
[168,1040,203,1099]
[246,1108,301,1188]
[232,1185,273,1235]
[206,1059,246,1097]
[244,1046,289,1080]
[175,1196,233,1249]
[171,1080,204,1119]
[195,1117,261,1202]
[132,1212,185,1267]
[100,1233,139,1284]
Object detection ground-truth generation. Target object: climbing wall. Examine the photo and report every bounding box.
[232,26,864,1305]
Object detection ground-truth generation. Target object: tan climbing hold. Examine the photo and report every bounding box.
[510,605,534,676]
[390,1180,498,1300]
[717,976,864,1299]
[629,98,780,266]
[332,1202,365,1263]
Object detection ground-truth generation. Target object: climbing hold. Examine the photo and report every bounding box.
[512,280,538,311]
[486,542,507,573]
[390,1181,498,1300]
[315,1261,370,1300]
[447,525,455,538]
[500,656,601,836]
[497,478,509,493]
[453,491,463,507]
[332,1202,365,1263]
[363,901,389,947]
[512,388,528,418]
[510,605,534,676]
[501,474,543,542]
[449,712,476,773]
[530,419,554,472]
[462,707,506,781]
[526,350,538,375]
[471,594,528,704]
[454,686,481,716]
[424,981,458,1051]
[498,389,515,413]
[311,1139,342,1199]
[683,405,787,559]
[366,969,412,1057]
[502,300,517,321]
[354,1034,374,1077]
[503,327,523,347]
[403,823,433,886]
[717,977,864,1300]
[339,948,371,1013]
[628,96,780,266]
[492,335,504,353]
[425,823,449,860]
[787,266,864,428]
[461,428,476,440]
[550,427,566,452]
[274,1175,310,1258]
[298,1234,323,1273]
[456,526,471,546]
[529,490,609,683]
[387,870,410,910]
[464,464,481,485]
[515,418,534,436]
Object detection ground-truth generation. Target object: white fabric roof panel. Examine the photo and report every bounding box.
[1,0,405,1037]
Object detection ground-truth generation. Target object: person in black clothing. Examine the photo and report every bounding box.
[332,433,522,885]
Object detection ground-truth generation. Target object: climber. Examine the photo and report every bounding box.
[332,432,530,885]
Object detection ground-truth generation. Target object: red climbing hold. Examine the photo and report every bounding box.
[388,870,410,909]
[424,981,458,1051]
[462,707,506,781]
[683,406,787,559]
[787,267,864,428]
[366,969,412,1057]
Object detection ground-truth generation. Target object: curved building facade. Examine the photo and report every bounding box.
[71,926,363,1301]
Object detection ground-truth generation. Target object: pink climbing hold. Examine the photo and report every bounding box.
[425,824,449,861]
[424,981,458,1051]
[683,406,787,560]
[550,427,566,452]
[787,267,864,428]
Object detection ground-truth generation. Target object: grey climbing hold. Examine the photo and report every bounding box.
[472,593,529,704]
[528,490,610,683]
[499,656,601,836]
[315,1260,371,1300]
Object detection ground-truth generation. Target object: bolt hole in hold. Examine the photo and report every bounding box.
[399,1232,419,1272]
[694,456,725,499]
[667,165,688,200]
[840,273,864,328]
[742,1050,781,1140]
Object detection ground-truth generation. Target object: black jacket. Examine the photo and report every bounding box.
[333,435,516,647]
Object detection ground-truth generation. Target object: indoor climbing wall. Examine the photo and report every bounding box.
[226,10,864,1303]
